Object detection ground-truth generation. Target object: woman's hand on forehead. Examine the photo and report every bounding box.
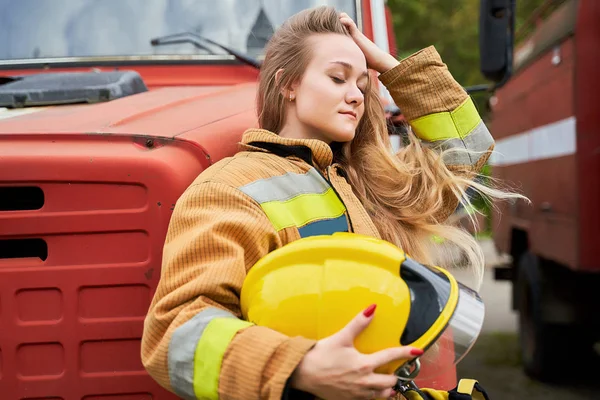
[338,12,399,74]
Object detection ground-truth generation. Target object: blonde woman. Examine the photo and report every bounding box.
[142,6,509,400]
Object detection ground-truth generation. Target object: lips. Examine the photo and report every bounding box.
[339,111,357,119]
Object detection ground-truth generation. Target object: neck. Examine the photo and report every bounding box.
[278,117,331,144]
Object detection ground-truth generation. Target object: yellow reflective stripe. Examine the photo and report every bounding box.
[457,378,478,394]
[403,390,429,400]
[410,97,481,141]
[193,318,253,399]
[260,188,346,231]
[419,388,450,400]
[453,97,481,139]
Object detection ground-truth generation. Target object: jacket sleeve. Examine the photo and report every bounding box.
[378,46,494,221]
[141,181,316,400]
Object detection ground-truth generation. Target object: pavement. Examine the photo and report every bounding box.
[453,237,517,333]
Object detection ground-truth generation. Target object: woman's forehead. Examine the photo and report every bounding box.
[308,34,367,70]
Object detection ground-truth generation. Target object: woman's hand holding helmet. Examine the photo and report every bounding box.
[338,12,399,74]
[289,304,423,400]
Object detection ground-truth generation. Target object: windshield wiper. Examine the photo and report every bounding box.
[150,32,261,69]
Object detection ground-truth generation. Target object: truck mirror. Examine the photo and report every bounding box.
[479,0,516,84]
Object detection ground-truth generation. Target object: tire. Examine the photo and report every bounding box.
[516,252,598,383]
[517,252,564,382]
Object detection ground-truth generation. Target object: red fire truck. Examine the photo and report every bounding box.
[486,0,600,383]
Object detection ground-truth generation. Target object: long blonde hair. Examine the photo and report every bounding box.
[257,6,521,288]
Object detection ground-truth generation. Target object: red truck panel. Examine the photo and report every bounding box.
[490,39,575,139]
[575,0,600,271]
[0,134,209,399]
[491,0,600,273]
[489,37,578,268]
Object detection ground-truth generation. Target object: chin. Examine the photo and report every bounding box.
[326,127,356,143]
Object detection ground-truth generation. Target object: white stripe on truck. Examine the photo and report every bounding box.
[489,116,576,166]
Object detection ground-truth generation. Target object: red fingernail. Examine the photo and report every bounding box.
[410,348,424,356]
[363,304,377,317]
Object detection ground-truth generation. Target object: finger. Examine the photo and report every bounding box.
[334,304,377,346]
[375,387,398,399]
[339,14,357,29]
[341,18,356,27]
[361,373,398,389]
[359,386,397,400]
[339,17,355,30]
[367,346,423,368]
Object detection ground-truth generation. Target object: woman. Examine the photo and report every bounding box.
[142,6,512,400]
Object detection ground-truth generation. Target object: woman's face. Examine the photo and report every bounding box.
[285,33,368,144]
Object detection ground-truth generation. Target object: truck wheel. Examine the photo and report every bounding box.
[517,252,564,383]
[517,252,598,382]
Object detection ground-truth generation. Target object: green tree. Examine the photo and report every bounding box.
[387,0,553,88]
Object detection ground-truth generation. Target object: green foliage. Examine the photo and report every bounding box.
[387,0,551,87]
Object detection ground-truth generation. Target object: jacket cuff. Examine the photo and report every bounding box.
[219,326,316,399]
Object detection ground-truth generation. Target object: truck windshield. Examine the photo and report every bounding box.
[0,0,359,64]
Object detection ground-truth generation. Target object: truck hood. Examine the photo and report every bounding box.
[0,82,257,138]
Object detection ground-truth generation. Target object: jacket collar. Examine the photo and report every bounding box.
[240,128,334,171]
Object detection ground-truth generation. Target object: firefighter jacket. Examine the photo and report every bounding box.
[141,45,495,400]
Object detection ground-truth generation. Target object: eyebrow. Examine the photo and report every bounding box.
[329,61,369,78]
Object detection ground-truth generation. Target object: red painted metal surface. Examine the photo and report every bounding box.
[574,0,600,272]
[489,38,575,139]
[490,0,599,273]
[361,1,375,46]
[0,84,256,136]
[492,156,578,268]
[489,35,578,269]
[0,83,258,166]
[0,133,211,399]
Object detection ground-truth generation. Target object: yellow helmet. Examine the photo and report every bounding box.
[240,232,484,381]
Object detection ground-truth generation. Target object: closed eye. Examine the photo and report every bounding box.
[332,76,366,94]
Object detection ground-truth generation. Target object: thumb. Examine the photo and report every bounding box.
[334,304,377,346]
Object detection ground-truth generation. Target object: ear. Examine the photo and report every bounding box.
[276,68,300,101]
[276,68,291,99]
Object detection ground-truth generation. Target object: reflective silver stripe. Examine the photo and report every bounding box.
[489,116,576,166]
[424,120,494,166]
[239,168,330,203]
[168,307,237,400]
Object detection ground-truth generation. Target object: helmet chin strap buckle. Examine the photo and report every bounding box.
[393,358,421,393]
[394,357,421,381]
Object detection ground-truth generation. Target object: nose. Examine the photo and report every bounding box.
[346,85,364,105]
